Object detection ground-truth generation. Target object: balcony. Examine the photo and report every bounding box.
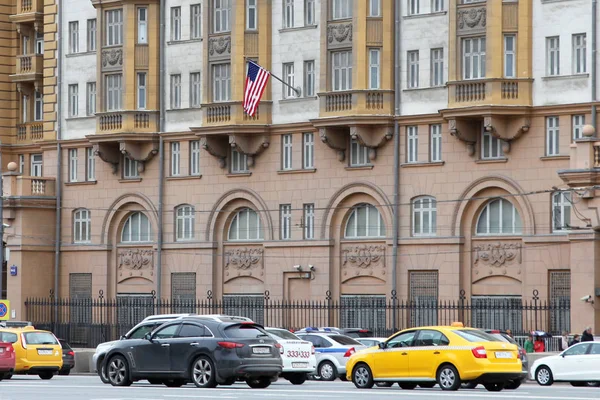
[318,90,394,118]
[16,122,44,142]
[3,176,56,198]
[96,110,159,134]
[10,0,44,25]
[202,101,272,126]
[448,78,533,108]
[10,55,43,83]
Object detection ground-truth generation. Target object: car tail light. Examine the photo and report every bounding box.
[490,330,500,334]
[471,346,487,359]
[344,347,356,357]
[311,345,315,355]
[6,344,14,353]
[67,350,75,356]
[217,341,245,349]
[275,343,283,354]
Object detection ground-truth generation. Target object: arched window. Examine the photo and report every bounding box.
[228,208,264,241]
[476,198,522,235]
[344,203,385,238]
[121,212,152,242]
[175,205,195,241]
[412,197,437,236]
[73,208,91,243]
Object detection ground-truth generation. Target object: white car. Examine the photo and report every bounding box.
[356,337,388,348]
[531,341,600,386]
[265,327,317,385]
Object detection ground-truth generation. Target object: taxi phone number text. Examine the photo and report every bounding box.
[286,350,311,358]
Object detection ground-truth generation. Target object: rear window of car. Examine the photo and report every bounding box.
[453,329,502,343]
[266,329,300,340]
[23,332,58,345]
[59,340,72,350]
[224,324,269,339]
[0,332,17,343]
[329,335,362,346]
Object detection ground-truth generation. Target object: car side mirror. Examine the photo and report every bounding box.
[378,342,385,349]
[119,335,126,340]
[144,332,153,342]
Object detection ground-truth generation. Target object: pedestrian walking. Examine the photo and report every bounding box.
[569,334,580,347]
[534,336,545,352]
[560,331,569,351]
[581,326,594,342]
[524,334,534,353]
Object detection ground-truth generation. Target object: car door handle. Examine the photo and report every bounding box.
[190,342,200,347]
[401,352,408,355]
[434,351,440,355]
[161,343,170,347]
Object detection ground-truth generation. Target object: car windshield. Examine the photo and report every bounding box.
[59,340,72,350]
[23,332,58,345]
[266,329,300,340]
[0,332,17,343]
[224,324,270,339]
[453,329,502,343]
[329,335,362,346]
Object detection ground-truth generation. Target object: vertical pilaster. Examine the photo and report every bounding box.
[0,1,17,144]
[43,0,57,141]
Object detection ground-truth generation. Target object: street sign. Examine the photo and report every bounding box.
[0,300,10,321]
[9,265,16,276]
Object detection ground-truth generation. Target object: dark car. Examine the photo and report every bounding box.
[295,327,374,338]
[58,339,75,375]
[102,317,282,389]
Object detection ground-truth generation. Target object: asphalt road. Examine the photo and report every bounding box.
[0,376,599,400]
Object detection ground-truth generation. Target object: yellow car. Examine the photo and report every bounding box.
[346,325,525,392]
[0,326,63,379]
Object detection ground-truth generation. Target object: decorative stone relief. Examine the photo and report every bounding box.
[118,249,154,282]
[208,36,231,58]
[119,141,159,173]
[327,23,353,48]
[229,134,270,168]
[457,7,487,33]
[102,48,123,69]
[349,126,393,161]
[224,247,264,282]
[341,244,386,283]
[472,242,522,282]
[483,116,531,153]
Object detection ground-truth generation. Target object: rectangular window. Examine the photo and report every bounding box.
[69,21,79,53]
[171,142,181,176]
[407,126,418,163]
[332,51,352,91]
[68,84,78,117]
[190,140,201,176]
[369,0,381,16]
[138,7,148,44]
[547,36,560,76]
[170,74,181,109]
[549,271,571,334]
[332,0,353,19]
[22,94,29,122]
[284,0,294,29]
[86,147,95,181]
[214,0,231,33]
[369,49,380,89]
[409,271,439,326]
[31,154,43,177]
[190,72,201,107]
[213,63,231,102]
[303,204,315,239]
[573,115,585,140]
[463,37,486,79]
[34,91,43,121]
[303,132,314,169]
[432,0,443,12]
[191,4,202,39]
[35,32,44,54]
[230,149,248,173]
[553,191,572,232]
[431,48,443,86]
[305,0,315,25]
[245,0,257,30]
[86,82,96,115]
[123,156,139,179]
[303,60,315,97]
[105,9,124,46]
[73,210,90,242]
[87,19,97,51]
[408,0,420,15]
[105,74,122,111]
[504,35,516,78]
[573,34,587,74]
[430,124,442,162]
[350,138,369,166]
[407,50,419,88]
[22,35,29,55]
[546,116,560,156]
[171,273,197,313]
[18,154,24,174]
[171,7,181,41]
[283,63,295,98]
[282,134,293,170]
[280,204,292,240]
[69,149,78,182]
[137,73,147,110]
[481,131,504,159]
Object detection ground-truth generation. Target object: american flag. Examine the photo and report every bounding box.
[243,61,270,117]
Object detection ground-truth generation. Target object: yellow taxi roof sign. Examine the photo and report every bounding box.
[451,321,464,327]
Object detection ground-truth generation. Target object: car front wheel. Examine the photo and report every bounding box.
[352,364,374,389]
[437,365,461,391]
[535,366,553,386]
[191,356,217,389]
[107,355,132,387]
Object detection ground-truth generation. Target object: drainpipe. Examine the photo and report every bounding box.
[156,0,166,300]
[54,0,63,315]
[593,0,597,130]
[392,0,401,331]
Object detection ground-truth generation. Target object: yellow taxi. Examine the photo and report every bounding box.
[0,325,63,379]
[346,324,525,392]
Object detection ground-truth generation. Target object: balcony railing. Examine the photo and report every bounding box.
[16,122,44,142]
[96,111,159,134]
[202,102,272,126]
[448,79,533,107]
[11,54,43,82]
[318,90,393,116]
[3,176,56,198]
[11,0,43,23]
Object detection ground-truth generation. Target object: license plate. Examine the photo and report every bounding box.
[0,348,4,353]
[292,362,308,368]
[495,351,512,359]
[38,349,53,355]
[253,347,270,354]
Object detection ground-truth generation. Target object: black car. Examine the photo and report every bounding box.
[58,339,75,375]
[102,317,282,389]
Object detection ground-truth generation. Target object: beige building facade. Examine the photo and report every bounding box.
[2,0,600,336]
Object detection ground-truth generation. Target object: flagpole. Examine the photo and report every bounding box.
[245,58,301,97]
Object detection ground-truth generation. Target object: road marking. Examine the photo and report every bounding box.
[163,396,237,399]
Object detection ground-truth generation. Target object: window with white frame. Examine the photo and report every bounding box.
[213,63,231,102]
[408,0,420,15]
[18,154,24,174]
[282,134,293,170]
[22,94,28,122]
[69,21,79,53]
[476,198,522,235]
[432,0,444,12]
[283,63,295,98]
[105,74,122,111]
[230,149,248,173]
[430,124,442,162]
[190,72,201,107]
[31,154,43,177]
[463,37,486,79]
[332,51,352,91]
[68,84,78,117]
[546,36,560,76]
[573,34,587,74]
[69,148,78,182]
[305,0,315,25]
[86,82,96,115]
[214,0,231,33]
[35,32,43,54]
[123,156,139,179]
[303,203,315,239]
[73,209,91,243]
[191,4,202,38]
[171,142,181,176]
[121,212,152,242]
[138,7,148,44]
[22,35,29,55]
[34,90,43,121]
[171,7,181,41]
[304,60,315,97]
[333,0,352,19]
[246,0,257,30]
[369,0,381,16]
[407,126,418,163]
[369,49,380,89]
[407,50,419,88]
[572,115,585,140]
[503,35,516,78]
[413,197,437,236]
[175,205,195,241]
[481,130,504,159]
[228,208,264,241]
[552,191,572,232]
[344,204,385,238]
[87,19,97,51]
[86,147,95,181]
[280,204,292,240]
[137,72,147,109]
[105,9,123,46]
[350,138,369,166]
[546,116,560,156]
[190,140,201,175]
[283,0,294,28]
[170,74,181,109]
[431,48,443,86]
[303,132,314,169]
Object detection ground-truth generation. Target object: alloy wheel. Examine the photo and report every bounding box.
[320,362,334,380]
[439,368,455,389]
[537,368,551,385]
[354,366,370,387]
[193,359,212,387]
[108,358,126,385]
